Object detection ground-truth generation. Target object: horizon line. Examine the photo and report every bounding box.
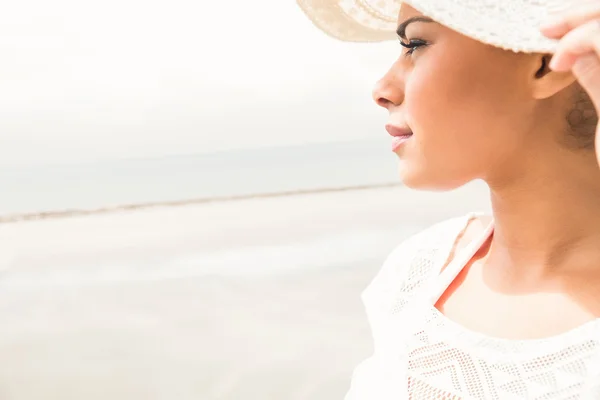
[0,182,401,224]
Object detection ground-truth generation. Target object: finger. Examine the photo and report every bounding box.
[541,1,600,39]
[573,53,600,111]
[549,19,600,71]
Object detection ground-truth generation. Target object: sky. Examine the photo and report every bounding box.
[0,0,398,166]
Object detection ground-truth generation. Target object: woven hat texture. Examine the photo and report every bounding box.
[296,0,571,53]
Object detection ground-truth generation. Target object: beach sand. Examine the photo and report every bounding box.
[0,183,490,400]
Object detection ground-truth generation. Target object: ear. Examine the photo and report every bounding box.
[531,54,577,99]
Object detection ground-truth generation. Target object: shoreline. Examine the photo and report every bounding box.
[0,182,400,224]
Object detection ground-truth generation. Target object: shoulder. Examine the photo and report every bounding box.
[382,213,484,274]
[361,213,489,313]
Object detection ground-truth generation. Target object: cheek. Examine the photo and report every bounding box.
[404,50,518,157]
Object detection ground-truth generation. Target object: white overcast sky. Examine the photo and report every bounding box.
[0,0,397,166]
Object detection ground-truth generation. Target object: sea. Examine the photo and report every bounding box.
[0,138,399,218]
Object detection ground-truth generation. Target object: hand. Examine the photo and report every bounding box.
[541,2,600,165]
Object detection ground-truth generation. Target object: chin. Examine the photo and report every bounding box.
[399,165,470,192]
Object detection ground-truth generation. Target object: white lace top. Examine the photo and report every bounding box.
[346,214,600,400]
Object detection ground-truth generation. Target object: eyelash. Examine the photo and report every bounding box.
[400,39,427,56]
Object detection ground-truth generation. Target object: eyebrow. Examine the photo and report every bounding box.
[396,16,435,40]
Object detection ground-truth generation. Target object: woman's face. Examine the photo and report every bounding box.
[373,5,544,190]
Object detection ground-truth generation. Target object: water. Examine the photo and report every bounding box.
[0,139,399,216]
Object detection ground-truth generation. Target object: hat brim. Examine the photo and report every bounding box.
[297,0,559,53]
[296,0,397,43]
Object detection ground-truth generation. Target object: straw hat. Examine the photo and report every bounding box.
[296,0,569,53]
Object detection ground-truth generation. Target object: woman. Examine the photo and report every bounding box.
[298,0,600,398]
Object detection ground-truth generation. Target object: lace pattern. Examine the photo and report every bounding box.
[348,215,600,400]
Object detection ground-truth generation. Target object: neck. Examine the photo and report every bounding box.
[487,149,600,279]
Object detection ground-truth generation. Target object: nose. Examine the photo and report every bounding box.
[372,65,405,110]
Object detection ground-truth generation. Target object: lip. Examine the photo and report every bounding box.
[385,124,413,138]
[386,124,413,152]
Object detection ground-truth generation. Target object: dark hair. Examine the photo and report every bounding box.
[567,86,597,150]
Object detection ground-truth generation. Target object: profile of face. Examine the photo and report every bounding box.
[372,5,577,190]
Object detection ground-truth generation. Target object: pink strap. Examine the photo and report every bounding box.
[428,217,494,305]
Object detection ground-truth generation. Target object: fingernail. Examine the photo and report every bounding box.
[549,55,561,71]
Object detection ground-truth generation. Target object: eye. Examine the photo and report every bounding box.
[399,39,428,57]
